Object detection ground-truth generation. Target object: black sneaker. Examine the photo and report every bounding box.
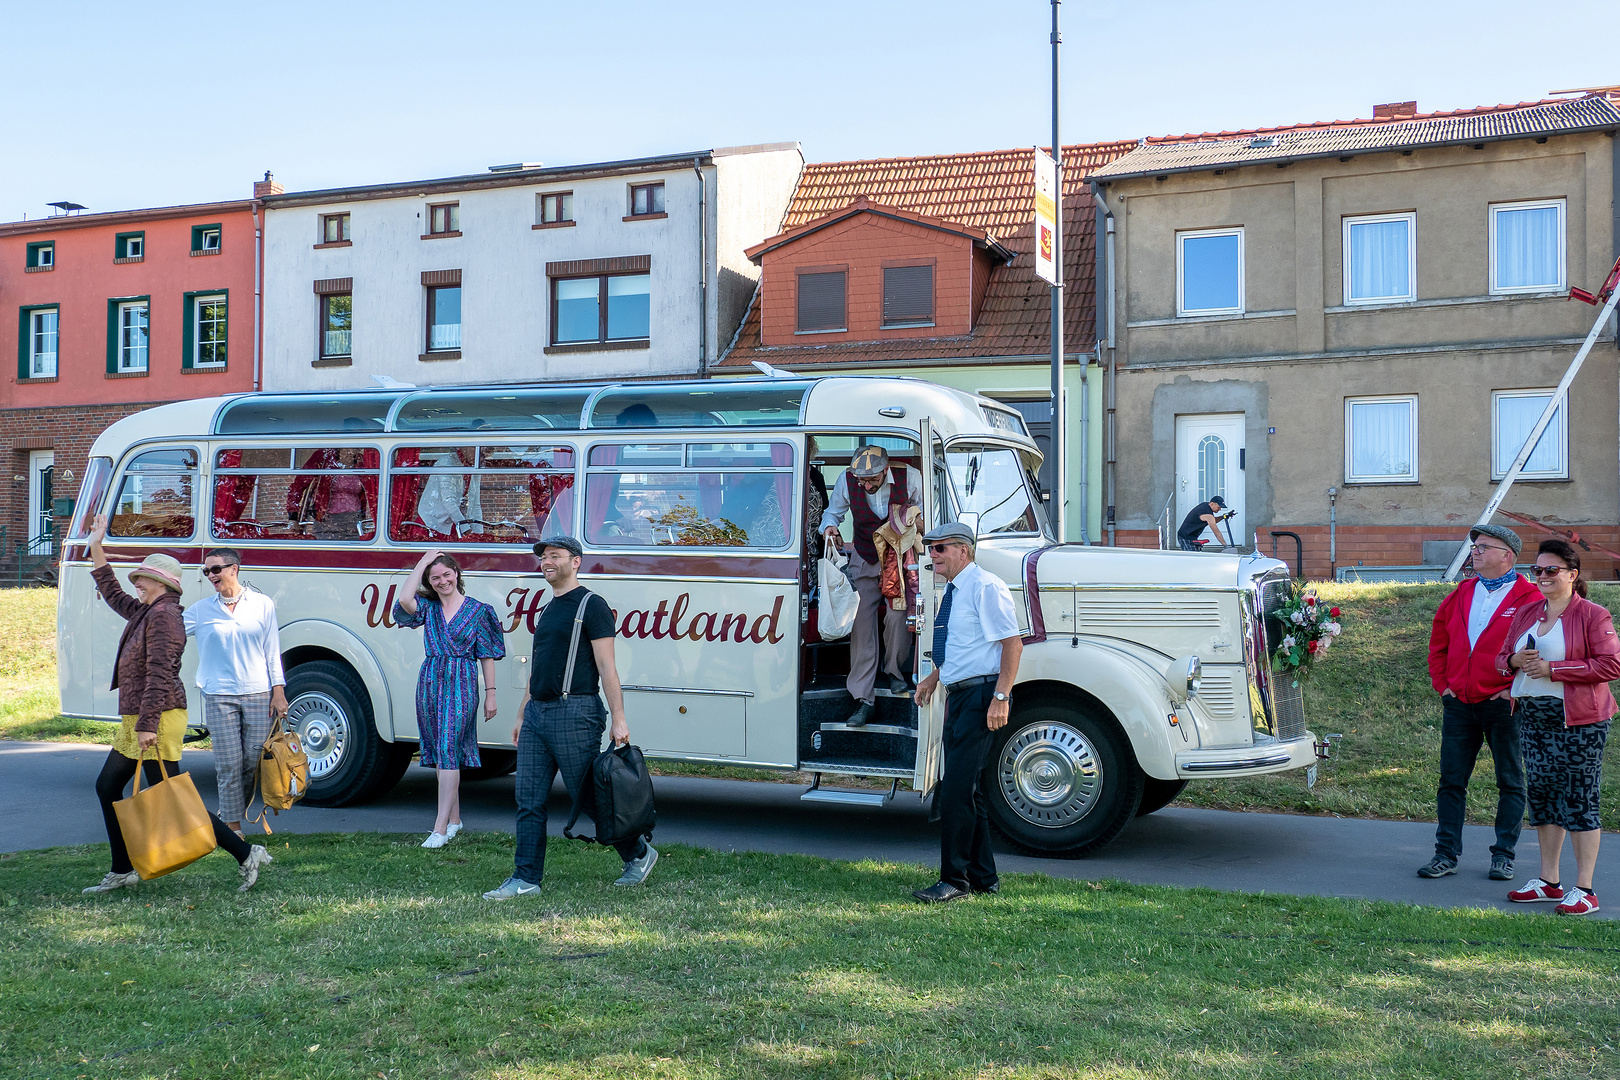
[1417,855,1457,878]
[1489,856,1514,881]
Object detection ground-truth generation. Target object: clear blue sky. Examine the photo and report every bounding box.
[4,0,1617,220]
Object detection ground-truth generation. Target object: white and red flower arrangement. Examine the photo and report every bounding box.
[1271,587,1344,677]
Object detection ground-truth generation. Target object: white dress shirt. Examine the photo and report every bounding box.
[182,586,286,695]
[819,467,924,534]
[1465,577,1515,649]
[935,560,1022,686]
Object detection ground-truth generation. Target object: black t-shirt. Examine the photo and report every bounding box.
[1177,504,1215,545]
[528,587,617,701]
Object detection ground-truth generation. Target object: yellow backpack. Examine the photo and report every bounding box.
[249,717,309,833]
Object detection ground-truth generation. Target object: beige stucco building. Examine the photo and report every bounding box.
[1088,92,1620,578]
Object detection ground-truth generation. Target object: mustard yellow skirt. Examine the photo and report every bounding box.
[112,708,187,762]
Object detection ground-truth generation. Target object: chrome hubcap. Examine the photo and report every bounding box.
[997,721,1101,827]
[288,691,348,779]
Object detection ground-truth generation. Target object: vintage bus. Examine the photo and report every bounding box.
[57,376,1316,856]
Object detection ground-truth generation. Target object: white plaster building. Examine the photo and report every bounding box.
[260,145,802,390]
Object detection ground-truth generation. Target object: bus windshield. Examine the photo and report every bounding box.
[946,444,1044,536]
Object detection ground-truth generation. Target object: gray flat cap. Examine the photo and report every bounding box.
[1469,523,1522,556]
[921,522,977,547]
[533,535,583,558]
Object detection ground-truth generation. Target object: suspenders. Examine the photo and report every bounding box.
[558,591,596,700]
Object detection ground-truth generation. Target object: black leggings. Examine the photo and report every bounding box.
[95,750,250,875]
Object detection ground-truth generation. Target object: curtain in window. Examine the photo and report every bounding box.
[1496,394,1562,475]
[211,450,258,536]
[1348,219,1410,301]
[1349,401,1413,478]
[1495,206,1559,290]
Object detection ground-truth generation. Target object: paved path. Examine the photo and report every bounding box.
[4,740,1612,918]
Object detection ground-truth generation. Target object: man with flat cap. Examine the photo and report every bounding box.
[1421,522,1539,881]
[483,536,657,899]
[821,444,923,726]
[1177,495,1231,551]
[912,521,1023,903]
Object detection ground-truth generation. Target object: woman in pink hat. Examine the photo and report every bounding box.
[81,514,272,895]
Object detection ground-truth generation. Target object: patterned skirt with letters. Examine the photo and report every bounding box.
[1516,695,1609,832]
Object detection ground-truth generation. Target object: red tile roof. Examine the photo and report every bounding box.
[719,141,1137,369]
[744,195,1014,264]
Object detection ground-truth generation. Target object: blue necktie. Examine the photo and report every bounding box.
[933,582,955,673]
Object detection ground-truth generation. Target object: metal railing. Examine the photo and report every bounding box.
[16,527,56,587]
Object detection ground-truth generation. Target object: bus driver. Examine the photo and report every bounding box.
[821,444,922,727]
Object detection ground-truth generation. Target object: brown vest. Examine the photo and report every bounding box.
[848,464,909,563]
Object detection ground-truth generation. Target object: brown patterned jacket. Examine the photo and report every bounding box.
[91,564,188,732]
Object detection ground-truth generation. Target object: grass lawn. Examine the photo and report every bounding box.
[3,834,1618,1079]
[7,583,1616,827]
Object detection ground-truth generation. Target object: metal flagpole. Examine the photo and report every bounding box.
[1048,0,1066,542]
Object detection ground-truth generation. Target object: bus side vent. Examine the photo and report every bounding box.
[1078,598,1223,627]
[1194,672,1238,719]
[1270,674,1307,741]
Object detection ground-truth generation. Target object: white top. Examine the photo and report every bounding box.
[1511,620,1565,700]
[935,560,1022,686]
[182,586,286,695]
[1466,577,1516,649]
[819,467,925,534]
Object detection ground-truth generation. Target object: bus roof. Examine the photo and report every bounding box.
[88,376,1036,459]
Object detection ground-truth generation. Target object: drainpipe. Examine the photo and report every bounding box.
[693,158,708,379]
[252,200,263,391]
[1077,358,1089,543]
[1327,487,1338,578]
[1104,213,1117,546]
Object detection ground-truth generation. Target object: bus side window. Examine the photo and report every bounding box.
[388,445,575,545]
[584,442,794,549]
[110,449,199,539]
[213,447,379,542]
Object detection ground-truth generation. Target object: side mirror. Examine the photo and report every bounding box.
[956,512,980,538]
[1166,654,1201,704]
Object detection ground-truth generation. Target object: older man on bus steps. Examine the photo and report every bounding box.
[912,522,1023,903]
[821,444,923,727]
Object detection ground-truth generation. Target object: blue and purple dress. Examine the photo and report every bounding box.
[392,595,506,768]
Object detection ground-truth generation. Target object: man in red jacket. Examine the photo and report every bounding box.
[1422,523,1539,881]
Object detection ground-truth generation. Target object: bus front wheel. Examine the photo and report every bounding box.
[982,702,1144,858]
[286,660,403,807]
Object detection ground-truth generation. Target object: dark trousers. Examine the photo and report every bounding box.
[95,749,250,875]
[937,682,999,890]
[513,697,644,886]
[1434,694,1525,861]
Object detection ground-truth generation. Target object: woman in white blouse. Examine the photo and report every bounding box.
[183,548,289,836]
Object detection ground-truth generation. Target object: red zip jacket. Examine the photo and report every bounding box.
[1428,575,1541,702]
[1494,593,1620,727]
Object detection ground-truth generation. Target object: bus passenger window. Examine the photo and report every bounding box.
[389,445,574,545]
[110,449,198,539]
[212,447,379,542]
[584,442,794,549]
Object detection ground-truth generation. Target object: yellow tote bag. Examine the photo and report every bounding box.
[113,752,217,880]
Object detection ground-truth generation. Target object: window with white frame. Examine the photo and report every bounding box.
[192,294,227,366]
[1343,212,1415,304]
[1345,395,1417,483]
[1492,389,1567,480]
[27,308,59,377]
[1177,227,1244,315]
[1490,200,1565,294]
[118,301,149,371]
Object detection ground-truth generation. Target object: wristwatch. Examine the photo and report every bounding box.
[993,691,1009,702]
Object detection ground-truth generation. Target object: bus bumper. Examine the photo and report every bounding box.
[1173,732,1317,778]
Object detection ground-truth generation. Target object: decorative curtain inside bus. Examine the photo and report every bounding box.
[387,445,574,544]
[211,447,380,542]
[212,449,256,533]
[584,442,794,548]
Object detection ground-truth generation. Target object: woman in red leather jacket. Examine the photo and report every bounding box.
[1494,539,1619,916]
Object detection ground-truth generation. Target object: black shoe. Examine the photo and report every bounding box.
[912,881,970,903]
[845,702,875,727]
[1417,855,1458,878]
[970,880,1000,895]
[1489,856,1515,881]
[888,676,911,696]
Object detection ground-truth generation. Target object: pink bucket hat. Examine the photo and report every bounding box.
[128,553,184,592]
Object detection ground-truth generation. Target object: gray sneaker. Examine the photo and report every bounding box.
[1489,855,1515,881]
[613,844,659,887]
[1417,855,1458,878]
[82,870,140,895]
[238,845,273,892]
[482,876,541,900]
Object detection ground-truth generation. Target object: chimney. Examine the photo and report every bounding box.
[253,170,284,198]
[1372,101,1418,121]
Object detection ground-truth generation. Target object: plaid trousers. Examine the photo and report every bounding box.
[513,696,642,885]
[204,691,275,823]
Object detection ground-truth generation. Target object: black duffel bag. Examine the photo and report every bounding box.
[564,743,656,847]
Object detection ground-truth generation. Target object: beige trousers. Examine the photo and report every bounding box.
[846,547,909,704]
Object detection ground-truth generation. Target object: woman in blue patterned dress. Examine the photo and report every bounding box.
[394,549,506,848]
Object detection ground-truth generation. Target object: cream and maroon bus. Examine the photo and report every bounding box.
[57,376,1316,856]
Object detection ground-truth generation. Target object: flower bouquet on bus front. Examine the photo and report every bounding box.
[1271,586,1343,679]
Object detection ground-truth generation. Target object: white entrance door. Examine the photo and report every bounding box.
[1175,414,1244,548]
[27,451,55,554]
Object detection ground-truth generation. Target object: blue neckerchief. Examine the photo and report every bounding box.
[1477,569,1518,593]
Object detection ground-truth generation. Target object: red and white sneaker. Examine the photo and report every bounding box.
[1554,887,1599,916]
[1506,878,1564,903]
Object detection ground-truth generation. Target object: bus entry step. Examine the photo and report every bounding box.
[800,775,898,808]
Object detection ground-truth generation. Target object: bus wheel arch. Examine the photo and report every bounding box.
[282,652,407,807]
[982,686,1145,858]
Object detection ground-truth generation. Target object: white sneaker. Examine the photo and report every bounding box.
[482,876,541,900]
[421,832,450,849]
[237,845,273,892]
[82,870,140,894]
[445,822,464,840]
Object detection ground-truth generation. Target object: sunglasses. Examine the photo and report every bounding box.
[201,565,233,576]
[927,543,959,554]
[1530,565,1572,577]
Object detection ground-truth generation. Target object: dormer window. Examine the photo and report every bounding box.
[796,271,846,333]
[882,264,934,326]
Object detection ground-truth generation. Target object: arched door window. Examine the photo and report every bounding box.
[1197,434,1226,503]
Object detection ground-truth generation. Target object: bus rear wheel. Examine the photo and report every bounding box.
[286,660,405,807]
[982,702,1143,858]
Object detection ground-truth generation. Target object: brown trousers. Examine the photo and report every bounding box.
[846,548,909,703]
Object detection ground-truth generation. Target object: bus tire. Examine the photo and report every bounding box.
[461,749,518,782]
[982,702,1144,858]
[285,660,395,807]
[1136,778,1188,817]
